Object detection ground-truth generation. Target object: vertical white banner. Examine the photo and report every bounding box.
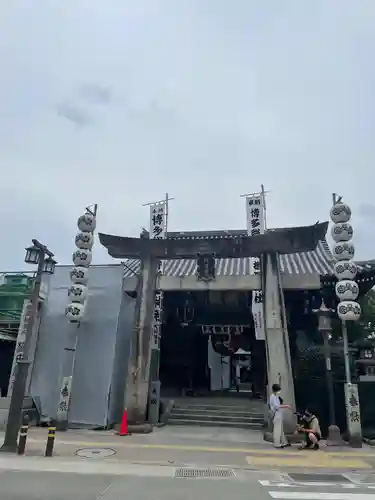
[150,202,167,349]
[246,194,266,340]
[246,195,265,240]
[8,299,32,397]
[344,383,362,444]
[57,376,73,420]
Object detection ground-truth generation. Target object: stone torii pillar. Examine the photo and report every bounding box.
[263,252,296,437]
[99,222,328,424]
[125,254,160,423]
[263,252,294,407]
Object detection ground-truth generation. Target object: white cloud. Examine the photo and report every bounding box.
[0,0,375,268]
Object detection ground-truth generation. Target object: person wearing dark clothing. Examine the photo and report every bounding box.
[298,408,322,450]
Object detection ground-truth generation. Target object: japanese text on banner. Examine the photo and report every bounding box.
[8,300,32,396]
[150,202,167,349]
[246,195,265,237]
[246,194,266,340]
[345,383,362,429]
[150,204,167,240]
[57,376,73,418]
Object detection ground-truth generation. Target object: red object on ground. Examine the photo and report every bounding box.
[119,409,128,436]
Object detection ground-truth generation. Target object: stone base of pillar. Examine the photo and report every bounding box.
[326,425,346,446]
[348,434,363,448]
[263,431,302,444]
[263,407,299,444]
[344,383,363,448]
[263,430,272,443]
[114,422,153,434]
[56,420,69,431]
[126,380,150,425]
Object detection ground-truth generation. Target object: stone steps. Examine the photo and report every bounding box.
[169,401,265,430]
[173,404,259,413]
[169,417,263,429]
[171,412,263,424]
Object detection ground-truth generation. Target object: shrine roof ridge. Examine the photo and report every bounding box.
[99,221,329,260]
[157,224,330,240]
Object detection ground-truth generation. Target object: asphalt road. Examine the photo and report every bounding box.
[1,470,375,500]
[7,426,375,472]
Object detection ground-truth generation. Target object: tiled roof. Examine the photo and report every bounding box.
[322,259,375,287]
[122,229,336,279]
[279,240,333,275]
[356,259,375,271]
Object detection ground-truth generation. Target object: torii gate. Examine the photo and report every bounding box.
[99,222,328,423]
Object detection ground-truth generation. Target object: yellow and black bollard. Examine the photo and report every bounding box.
[17,414,29,455]
[45,419,57,457]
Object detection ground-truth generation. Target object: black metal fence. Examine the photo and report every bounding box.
[293,349,375,439]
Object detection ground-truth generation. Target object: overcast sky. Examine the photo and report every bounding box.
[1,1,374,269]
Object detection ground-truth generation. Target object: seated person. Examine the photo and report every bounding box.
[297,407,322,450]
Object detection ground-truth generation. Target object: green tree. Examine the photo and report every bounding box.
[334,289,375,343]
[359,289,375,339]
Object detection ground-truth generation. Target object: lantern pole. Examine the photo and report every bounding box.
[342,320,351,384]
[57,205,98,431]
[329,195,362,447]
[1,240,55,453]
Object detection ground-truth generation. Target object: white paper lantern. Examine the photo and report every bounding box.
[70,266,89,284]
[68,284,87,303]
[337,300,361,321]
[332,241,355,261]
[75,231,94,250]
[333,260,357,281]
[65,302,85,322]
[72,249,92,267]
[330,202,351,223]
[335,279,359,302]
[331,222,353,243]
[77,213,97,232]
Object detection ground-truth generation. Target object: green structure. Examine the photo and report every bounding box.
[0,273,34,396]
[0,274,34,336]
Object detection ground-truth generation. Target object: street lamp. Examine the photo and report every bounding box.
[313,298,344,446]
[1,239,56,453]
[24,244,41,265]
[43,256,57,275]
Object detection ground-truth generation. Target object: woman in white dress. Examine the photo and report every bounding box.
[269,383,290,448]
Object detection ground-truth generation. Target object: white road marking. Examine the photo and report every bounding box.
[0,456,175,477]
[259,480,358,488]
[269,493,374,499]
[96,483,113,500]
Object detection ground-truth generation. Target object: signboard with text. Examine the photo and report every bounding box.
[246,194,266,340]
[150,202,167,350]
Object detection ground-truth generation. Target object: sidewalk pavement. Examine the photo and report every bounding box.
[2,425,375,473]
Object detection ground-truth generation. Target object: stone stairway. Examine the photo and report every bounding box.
[168,397,265,429]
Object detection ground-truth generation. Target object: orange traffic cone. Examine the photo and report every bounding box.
[119,409,129,436]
